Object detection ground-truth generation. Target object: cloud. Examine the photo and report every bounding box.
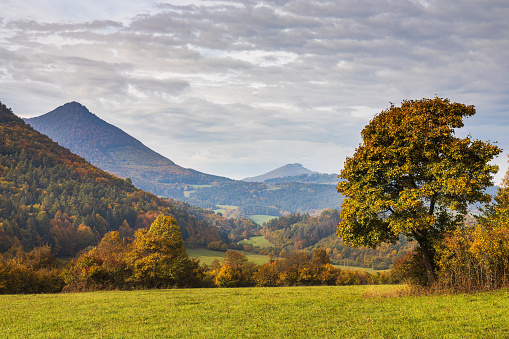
[0,0,508,181]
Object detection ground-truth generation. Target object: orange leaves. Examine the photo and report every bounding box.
[435,225,509,290]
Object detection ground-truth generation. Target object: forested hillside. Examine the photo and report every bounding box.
[259,210,415,269]
[0,101,256,256]
[184,181,343,215]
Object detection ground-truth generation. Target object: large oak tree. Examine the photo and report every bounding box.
[337,97,501,284]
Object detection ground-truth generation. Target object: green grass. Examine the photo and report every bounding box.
[238,235,274,248]
[186,248,270,265]
[1,285,508,338]
[249,214,278,225]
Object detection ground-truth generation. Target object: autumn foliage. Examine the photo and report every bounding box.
[338,97,501,284]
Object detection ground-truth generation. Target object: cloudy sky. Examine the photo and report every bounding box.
[1,0,508,182]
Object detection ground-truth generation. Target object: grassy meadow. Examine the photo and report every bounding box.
[237,235,274,248]
[1,285,508,338]
[186,248,270,265]
[248,214,278,224]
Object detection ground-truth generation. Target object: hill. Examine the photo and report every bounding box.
[242,163,316,182]
[0,100,257,256]
[243,163,339,186]
[185,181,343,217]
[25,102,232,199]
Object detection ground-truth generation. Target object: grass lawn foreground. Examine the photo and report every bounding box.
[1,285,508,338]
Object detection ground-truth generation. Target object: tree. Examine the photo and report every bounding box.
[215,250,256,287]
[337,97,501,284]
[127,214,190,288]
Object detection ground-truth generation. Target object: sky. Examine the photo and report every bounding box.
[1,0,508,182]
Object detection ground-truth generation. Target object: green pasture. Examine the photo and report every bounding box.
[1,285,508,338]
[186,248,270,265]
[248,214,278,225]
[238,235,274,248]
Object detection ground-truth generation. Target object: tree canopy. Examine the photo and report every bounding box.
[337,97,501,283]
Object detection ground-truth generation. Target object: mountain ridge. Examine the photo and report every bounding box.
[25,102,232,198]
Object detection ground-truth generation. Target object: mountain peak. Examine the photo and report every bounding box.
[25,102,177,169]
[24,102,231,198]
[242,163,317,182]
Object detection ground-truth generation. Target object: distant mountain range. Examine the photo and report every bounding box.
[26,102,343,216]
[25,102,231,198]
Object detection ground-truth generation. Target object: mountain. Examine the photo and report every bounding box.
[242,163,317,182]
[25,102,231,198]
[242,163,339,186]
[0,100,235,255]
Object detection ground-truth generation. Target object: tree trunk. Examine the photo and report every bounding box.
[419,242,436,285]
[412,229,436,285]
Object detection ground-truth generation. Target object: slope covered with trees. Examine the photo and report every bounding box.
[258,210,414,269]
[0,101,241,256]
[185,181,343,215]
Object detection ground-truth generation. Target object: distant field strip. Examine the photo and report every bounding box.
[186,248,270,265]
[237,235,274,248]
[1,286,508,338]
[248,214,278,225]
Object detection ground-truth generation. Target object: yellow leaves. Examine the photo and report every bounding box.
[338,97,501,250]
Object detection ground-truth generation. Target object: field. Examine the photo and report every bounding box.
[187,245,385,274]
[237,235,274,248]
[1,285,508,338]
[186,248,270,265]
[213,204,239,214]
[248,214,278,224]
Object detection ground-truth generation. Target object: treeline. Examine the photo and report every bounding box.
[183,181,343,215]
[175,202,260,242]
[0,214,396,294]
[209,249,394,288]
[263,173,339,186]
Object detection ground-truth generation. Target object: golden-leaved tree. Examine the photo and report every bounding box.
[127,214,201,288]
[337,97,501,284]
